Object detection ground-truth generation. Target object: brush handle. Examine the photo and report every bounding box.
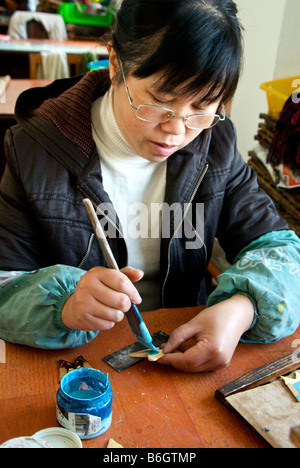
[83,198,119,270]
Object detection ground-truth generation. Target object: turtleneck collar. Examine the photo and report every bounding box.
[92,86,152,165]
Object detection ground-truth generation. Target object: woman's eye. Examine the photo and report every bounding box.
[153,96,170,105]
[193,105,205,113]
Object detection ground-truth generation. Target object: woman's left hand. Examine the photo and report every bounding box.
[159,294,254,373]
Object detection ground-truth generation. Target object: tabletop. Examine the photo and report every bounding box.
[1,305,299,448]
[0,36,108,56]
[0,78,52,117]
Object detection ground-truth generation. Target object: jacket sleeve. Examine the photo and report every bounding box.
[206,230,300,343]
[0,264,99,349]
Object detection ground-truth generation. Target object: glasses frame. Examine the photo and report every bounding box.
[120,62,226,130]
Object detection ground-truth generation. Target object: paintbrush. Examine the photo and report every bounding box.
[83,198,159,354]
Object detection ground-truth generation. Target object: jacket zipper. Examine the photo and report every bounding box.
[78,233,95,269]
[161,163,209,307]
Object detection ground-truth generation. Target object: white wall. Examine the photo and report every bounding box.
[231,0,300,161]
[274,0,300,79]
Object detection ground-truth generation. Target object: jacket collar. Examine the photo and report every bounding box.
[15,69,111,172]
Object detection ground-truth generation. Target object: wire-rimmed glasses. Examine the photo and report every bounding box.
[120,63,225,130]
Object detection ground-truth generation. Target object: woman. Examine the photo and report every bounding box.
[0,0,299,372]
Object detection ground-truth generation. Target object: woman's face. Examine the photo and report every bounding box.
[109,53,221,163]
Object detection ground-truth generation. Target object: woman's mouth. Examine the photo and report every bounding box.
[150,141,178,157]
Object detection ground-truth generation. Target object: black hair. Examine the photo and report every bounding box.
[109,0,243,104]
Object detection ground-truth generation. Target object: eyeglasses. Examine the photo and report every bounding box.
[120,63,225,130]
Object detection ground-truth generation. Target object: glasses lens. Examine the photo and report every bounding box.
[135,104,224,129]
[186,115,220,130]
[136,105,172,123]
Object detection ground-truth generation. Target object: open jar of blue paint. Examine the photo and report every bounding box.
[56,368,113,440]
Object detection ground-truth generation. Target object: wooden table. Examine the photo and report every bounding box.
[0,306,299,448]
[0,37,108,55]
[0,37,108,78]
[0,79,52,180]
[0,78,52,117]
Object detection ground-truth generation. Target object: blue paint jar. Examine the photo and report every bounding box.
[56,368,113,440]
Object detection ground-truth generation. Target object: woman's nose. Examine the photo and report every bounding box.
[160,115,186,135]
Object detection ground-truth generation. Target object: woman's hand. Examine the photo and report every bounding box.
[159,295,255,372]
[61,266,143,331]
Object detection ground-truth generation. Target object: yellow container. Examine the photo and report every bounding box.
[260,76,300,120]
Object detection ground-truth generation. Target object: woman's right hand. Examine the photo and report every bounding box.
[61,266,143,331]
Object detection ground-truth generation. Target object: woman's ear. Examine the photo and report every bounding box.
[107,44,119,86]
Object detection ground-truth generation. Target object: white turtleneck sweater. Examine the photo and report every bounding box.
[91,87,167,311]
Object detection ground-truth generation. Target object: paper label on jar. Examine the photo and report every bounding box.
[56,403,102,437]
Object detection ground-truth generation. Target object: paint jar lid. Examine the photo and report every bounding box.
[33,427,82,448]
[0,436,51,448]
